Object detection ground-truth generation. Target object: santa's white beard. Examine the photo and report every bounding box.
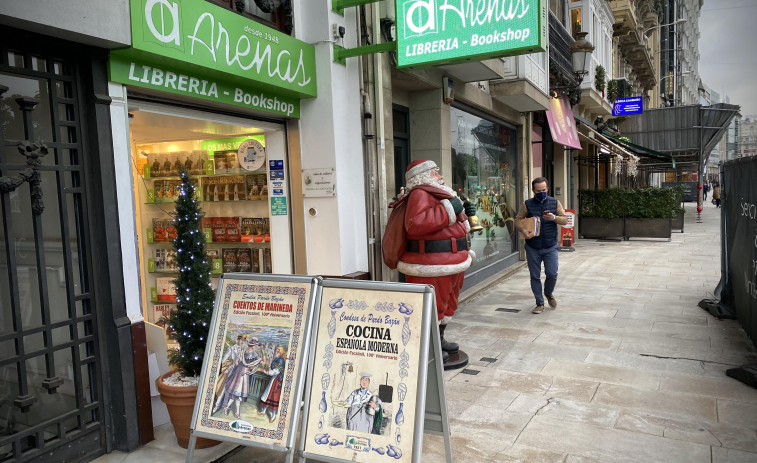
[407,171,457,196]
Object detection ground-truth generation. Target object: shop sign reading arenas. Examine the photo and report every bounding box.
[108,0,317,117]
[396,0,547,68]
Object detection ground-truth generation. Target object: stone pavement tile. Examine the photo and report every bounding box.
[717,399,757,428]
[660,374,757,403]
[614,309,709,325]
[585,351,731,380]
[652,320,749,338]
[507,394,619,428]
[540,360,662,390]
[618,338,757,365]
[481,340,590,373]
[532,331,620,350]
[712,447,757,463]
[593,383,718,422]
[429,407,533,462]
[492,444,568,463]
[615,410,757,453]
[421,433,503,463]
[515,415,711,462]
[456,324,542,344]
[544,377,600,403]
[449,367,554,395]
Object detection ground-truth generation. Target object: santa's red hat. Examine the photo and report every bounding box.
[405,160,437,183]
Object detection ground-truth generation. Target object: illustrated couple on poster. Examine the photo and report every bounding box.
[212,333,286,422]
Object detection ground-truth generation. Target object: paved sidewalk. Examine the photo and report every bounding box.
[97,202,757,462]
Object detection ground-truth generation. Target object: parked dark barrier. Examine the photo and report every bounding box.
[719,157,757,346]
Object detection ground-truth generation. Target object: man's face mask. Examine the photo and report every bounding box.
[535,191,547,202]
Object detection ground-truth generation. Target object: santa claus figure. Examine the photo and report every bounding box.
[397,160,475,364]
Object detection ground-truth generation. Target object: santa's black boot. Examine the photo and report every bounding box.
[443,350,449,363]
[439,324,459,355]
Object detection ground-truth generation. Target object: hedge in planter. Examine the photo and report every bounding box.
[578,189,625,239]
[579,187,680,240]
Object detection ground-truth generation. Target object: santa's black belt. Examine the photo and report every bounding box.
[407,237,468,253]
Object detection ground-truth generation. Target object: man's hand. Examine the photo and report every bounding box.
[521,230,534,239]
[542,211,555,221]
[450,196,464,214]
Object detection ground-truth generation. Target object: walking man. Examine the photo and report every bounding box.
[515,177,568,314]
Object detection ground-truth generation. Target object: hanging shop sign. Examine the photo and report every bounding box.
[395,0,547,68]
[109,53,301,117]
[546,96,581,150]
[612,96,643,116]
[109,0,317,116]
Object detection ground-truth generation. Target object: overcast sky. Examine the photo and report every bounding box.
[698,0,757,116]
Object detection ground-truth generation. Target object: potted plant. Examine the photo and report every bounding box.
[155,170,220,449]
[578,189,626,239]
[607,79,618,102]
[595,65,606,94]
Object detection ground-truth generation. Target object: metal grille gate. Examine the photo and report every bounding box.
[0,29,105,461]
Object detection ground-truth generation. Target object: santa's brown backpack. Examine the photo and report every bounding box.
[382,196,408,270]
[382,185,453,270]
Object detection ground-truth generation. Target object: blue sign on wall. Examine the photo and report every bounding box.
[612,96,643,116]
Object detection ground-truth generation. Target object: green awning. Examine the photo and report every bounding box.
[600,130,676,169]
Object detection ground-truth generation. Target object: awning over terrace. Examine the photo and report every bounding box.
[615,103,741,172]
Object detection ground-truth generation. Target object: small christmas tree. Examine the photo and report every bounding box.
[165,169,215,377]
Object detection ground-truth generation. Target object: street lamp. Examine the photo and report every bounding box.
[644,18,686,35]
[570,31,595,78]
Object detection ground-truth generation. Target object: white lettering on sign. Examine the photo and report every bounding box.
[405,38,459,56]
[143,0,312,88]
[186,13,311,88]
[233,88,295,116]
[145,0,180,45]
[405,0,531,36]
[470,28,531,45]
[128,63,219,97]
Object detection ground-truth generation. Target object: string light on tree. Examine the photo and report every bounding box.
[161,169,216,378]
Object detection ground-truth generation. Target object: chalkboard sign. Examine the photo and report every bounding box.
[662,181,698,202]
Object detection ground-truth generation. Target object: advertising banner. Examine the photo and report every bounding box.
[301,281,432,462]
[546,96,581,150]
[396,0,546,68]
[190,275,318,450]
[559,209,575,249]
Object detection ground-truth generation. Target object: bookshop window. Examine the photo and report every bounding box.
[207,0,289,33]
[128,104,285,328]
[450,107,518,273]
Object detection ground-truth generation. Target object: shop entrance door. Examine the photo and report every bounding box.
[0,32,106,461]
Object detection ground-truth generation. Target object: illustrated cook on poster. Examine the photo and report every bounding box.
[303,286,426,462]
[193,278,312,447]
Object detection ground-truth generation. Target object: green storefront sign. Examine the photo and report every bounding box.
[109,0,317,116]
[396,0,547,68]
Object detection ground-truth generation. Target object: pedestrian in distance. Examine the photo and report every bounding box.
[515,177,568,314]
[713,183,721,208]
[703,183,709,201]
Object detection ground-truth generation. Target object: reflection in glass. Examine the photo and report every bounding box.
[451,108,518,274]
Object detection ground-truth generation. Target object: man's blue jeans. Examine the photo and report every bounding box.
[525,244,558,306]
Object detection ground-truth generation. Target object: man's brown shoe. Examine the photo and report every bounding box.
[532,305,545,314]
[546,295,557,308]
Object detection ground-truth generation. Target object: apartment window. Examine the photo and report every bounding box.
[550,0,566,25]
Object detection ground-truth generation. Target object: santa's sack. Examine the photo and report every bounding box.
[382,198,408,270]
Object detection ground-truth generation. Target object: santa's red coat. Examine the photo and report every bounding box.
[397,186,473,277]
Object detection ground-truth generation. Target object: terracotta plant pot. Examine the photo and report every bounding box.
[156,370,221,449]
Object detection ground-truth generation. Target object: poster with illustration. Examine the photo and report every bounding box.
[191,275,318,450]
[302,281,431,463]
